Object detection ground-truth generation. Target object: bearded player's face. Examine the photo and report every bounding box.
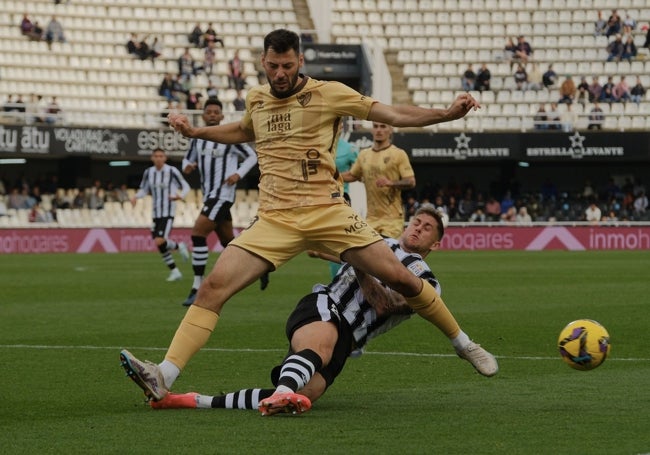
[262,48,303,98]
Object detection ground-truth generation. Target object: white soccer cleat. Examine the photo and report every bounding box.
[120,349,168,401]
[166,268,182,282]
[178,242,190,262]
[456,341,499,377]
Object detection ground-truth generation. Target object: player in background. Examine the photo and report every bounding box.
[180,98,261,307]
[120,29,482,408]
[132,148,190,282]
[342,121,415,239]
[149,207,498,415]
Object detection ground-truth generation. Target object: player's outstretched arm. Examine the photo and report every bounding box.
[368,93,480,128]
[168,113,254,144]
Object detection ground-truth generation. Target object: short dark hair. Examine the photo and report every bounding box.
[264,29,300,55]
[414,205,445,240]
[204,97,222,110]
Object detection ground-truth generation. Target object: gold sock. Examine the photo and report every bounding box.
[405,279,460,339]
[165,305,219,370]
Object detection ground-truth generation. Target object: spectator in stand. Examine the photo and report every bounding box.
[558,75,576,104]
[458,190,476,221]
[27,21,43,41]
[228,50,245,90]
[432,194,447,217]
[588,76,602,102]
[45,96,62,124]
[584,201,602,223]
[232,89,245,111]
[587,102,605,130]
[546,102,561,130]
[633,190,648,218]
[513,63,528,91]
[630,76,646,104]
[643,24,650,48]
[613,76,631,103]
[599,76,615,102]
[404,193,421,221]
[484,196,501,221]
[178,47,198,84]
[203,41,216,77]
[8,187,29,209]
[469,207,486,223]
[461,64,476,91]
[126,33,138,55]
[44,15,66,50]
[474,63,491,92]
[500,206,517,223]
[533,104,548,130]
[185,92,203,111]
[514,35,533,66]
[516,206,532,225]
[576,76,589,105]
[542,64,557,90]
[29,201,53,223]
[188,23,203,48]
[136,35,151,61]
[500,191,515,215]
[20,13,33,36]
[621,35,637,62]
[203,23,224,48]
[606,34,624,62]
[159,73,181,102]
[623,15,637,35]
[605,10,622,38]
[446,195,459,221]
[594,10,607,36]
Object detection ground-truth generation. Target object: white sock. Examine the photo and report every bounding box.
[159,360,181,388]
[192,276,202,290]
[196,394,214,409]
[451,330,472,351]
[275,385,293,394]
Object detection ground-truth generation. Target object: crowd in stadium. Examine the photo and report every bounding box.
[0,172,647,225]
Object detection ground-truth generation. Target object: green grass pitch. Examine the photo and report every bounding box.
[1,250,649,454]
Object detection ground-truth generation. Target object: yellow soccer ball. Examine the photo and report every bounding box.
[558,319,611,371]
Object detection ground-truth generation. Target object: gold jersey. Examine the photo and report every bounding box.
[241,77,375,211]
[349,144,414,226]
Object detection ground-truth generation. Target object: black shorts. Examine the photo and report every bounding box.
[151,217,173,239]
[200,198,232,223]
[271,292,353,389]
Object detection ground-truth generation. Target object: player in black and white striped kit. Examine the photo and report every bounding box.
[151,206,498,414]
[181,98,260,306]
[132,148,191,282]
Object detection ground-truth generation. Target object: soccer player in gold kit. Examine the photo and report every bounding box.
[343,121,415,238]
[120,29,491,412]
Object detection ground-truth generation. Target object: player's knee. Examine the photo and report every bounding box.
[156,241,167,253]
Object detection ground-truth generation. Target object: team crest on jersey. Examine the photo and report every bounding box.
[407,261,427,276]
[297,92,312,107]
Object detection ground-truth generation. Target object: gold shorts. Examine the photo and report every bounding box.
[366,217,404,239]
[230,204,382,269]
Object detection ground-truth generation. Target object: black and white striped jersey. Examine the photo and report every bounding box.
[182,139,257,203]
[313,237,441,350]
[135,164,190,218]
